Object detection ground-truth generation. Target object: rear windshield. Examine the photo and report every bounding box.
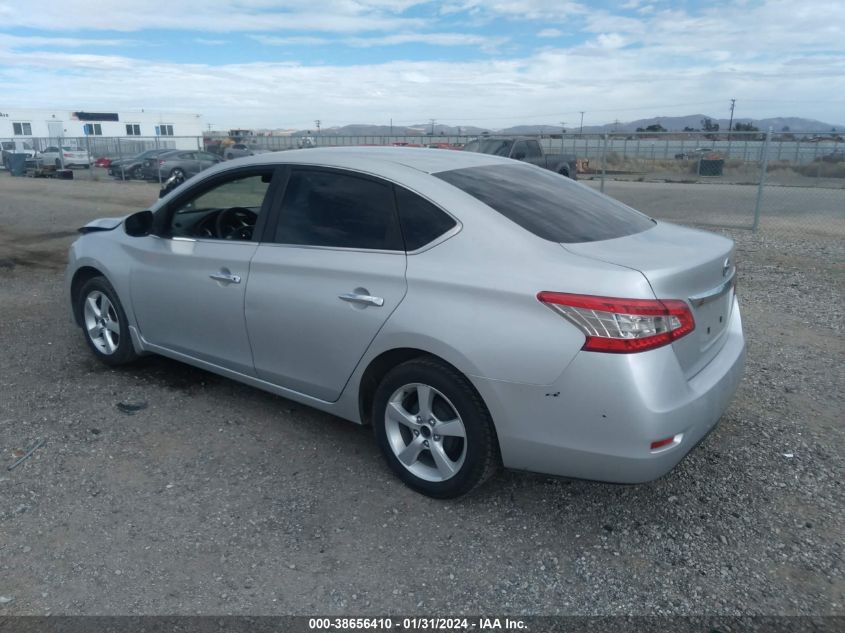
[434,163,654,243]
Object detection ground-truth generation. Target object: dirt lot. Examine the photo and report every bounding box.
[0,172,842,615]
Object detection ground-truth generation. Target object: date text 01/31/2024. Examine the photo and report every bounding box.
[308,617,528,630]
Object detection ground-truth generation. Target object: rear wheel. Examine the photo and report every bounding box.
[55,159,62,168]
[170,167,185,179]
[75,276,138,366]
[130,166,143,179]
[372,358,499,498]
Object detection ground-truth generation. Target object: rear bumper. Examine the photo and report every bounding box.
[472,298,745,483]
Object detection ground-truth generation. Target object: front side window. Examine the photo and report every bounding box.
[274,169,402,250]
[168,172,273,241]
[435,163,654,243]
[12,122,32,136]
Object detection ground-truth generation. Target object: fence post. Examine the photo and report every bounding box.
[85,133,93,180]
[117,137,126,180]
[752,127,772,232]
[600,133,608,193]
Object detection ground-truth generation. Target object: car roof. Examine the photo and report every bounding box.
[231,146,510,174]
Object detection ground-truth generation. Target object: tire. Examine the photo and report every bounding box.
[130,166,142,180]
[55,159,62,168]
[170,168,185,179]
[372,357,499,498]
[75,276,138,366]
[558,167,570,178]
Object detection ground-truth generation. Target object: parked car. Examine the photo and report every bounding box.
[223,143,271,160]
[1,140,38,169]
[66,147,745,498]
[463,136,577,178]
[675,147,716,160]
[141,149,222,180]
[108,149,172,179]
[94,157,113,168]
[40,145,92,168]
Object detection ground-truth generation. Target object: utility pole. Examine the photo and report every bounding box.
[390,118,393,136]
[727,98,736,158]
[727,99,736,138]
[429,118,436,135]
[314,119,321,136]
[560,121,566,134]
[579,111,585,136]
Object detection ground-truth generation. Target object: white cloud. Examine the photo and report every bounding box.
[537,28,563,38]
[2,37,843,129]
[0,0,843,128]
[0,1,427,32]
[0,34,134,48]
[250,35,332,45]
[440,0,586,20]
[194,38,228,46]
[252,31,507,50]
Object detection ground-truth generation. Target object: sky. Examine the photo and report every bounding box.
[0,0,843,130]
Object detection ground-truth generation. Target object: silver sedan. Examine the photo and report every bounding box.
[66,147,745,498]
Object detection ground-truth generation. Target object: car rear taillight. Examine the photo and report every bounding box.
[158,160,165,165]
[64,153,72,157]
[537,292,695,353]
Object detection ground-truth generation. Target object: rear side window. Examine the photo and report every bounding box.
[395,187,457,251]
[435,164,654,243]
[275,169,403,250]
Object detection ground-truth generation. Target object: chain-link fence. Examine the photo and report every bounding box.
[2,130,843,239]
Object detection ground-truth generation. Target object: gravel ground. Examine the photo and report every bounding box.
[0,173,842,616]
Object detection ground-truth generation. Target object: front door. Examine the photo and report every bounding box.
[246,167,407,401]
[129,167,277,375]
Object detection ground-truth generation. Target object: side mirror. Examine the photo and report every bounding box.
[125,210,153,237]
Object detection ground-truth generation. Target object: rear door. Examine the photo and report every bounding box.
[246,166,407,401]
[177,152,201,175]
[522,140,545,167]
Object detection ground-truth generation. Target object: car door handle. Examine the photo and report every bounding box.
[210,271,241,284]
[338,292,384,307]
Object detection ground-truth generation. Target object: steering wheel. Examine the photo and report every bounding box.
[215,207,258,240]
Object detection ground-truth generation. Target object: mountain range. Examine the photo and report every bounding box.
[276,115,842,137]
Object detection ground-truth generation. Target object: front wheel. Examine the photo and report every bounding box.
[372,358,499,498]
[75,276,138,366]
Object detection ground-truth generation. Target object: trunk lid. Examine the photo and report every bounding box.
[563,222,736,378]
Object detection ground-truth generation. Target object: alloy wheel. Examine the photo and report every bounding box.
[83,290,121,355]
[384,383,467,482]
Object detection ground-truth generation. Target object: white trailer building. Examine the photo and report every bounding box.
[0,108,203,153]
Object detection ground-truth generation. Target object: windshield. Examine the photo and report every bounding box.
[435,163,655,243]
[464,139,513,157]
